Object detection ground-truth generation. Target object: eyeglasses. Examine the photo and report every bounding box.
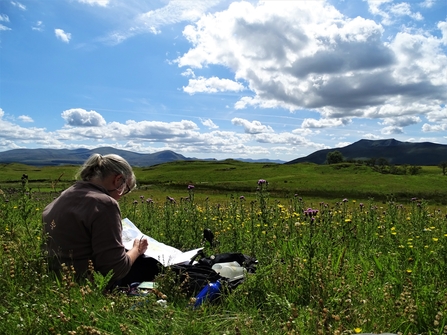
[118,179,132,196]
[108,177,132,196]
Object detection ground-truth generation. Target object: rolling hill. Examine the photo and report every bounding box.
[0,147,283,166]
[0,147,192,167]
[286,139,447,166]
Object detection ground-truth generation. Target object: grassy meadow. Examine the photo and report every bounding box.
[1,161,447,334]
[2,160,447,204]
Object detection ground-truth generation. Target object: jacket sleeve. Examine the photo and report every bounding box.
[90,199,132,281]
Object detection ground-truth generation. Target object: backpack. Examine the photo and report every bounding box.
[169,252,258,296]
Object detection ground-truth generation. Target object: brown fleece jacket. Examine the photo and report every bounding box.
[42,181,131,281]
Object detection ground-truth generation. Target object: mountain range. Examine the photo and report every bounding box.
[0,139,445,166]
[286,138,447,166]
[0,147,282,166]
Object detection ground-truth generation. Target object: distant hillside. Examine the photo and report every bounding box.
[0,147,193,167]
[0,147,285,166]
[286,139,447,166]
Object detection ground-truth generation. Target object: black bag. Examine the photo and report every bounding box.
[169,252,257,296]
[169,263,222,295]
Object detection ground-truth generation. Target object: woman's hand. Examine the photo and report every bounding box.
[134,237,148,255]
[127,237,149,265]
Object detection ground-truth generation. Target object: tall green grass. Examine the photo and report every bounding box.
[2,160,447,204]
[1,176,447,334]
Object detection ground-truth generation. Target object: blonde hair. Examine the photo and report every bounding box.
[77,154,136,189]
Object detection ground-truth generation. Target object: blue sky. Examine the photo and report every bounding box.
[0,0,446,162]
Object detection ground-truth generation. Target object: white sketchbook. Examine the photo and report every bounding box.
[121,218,203,267]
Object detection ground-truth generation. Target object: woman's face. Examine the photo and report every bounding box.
[108,174,132,200]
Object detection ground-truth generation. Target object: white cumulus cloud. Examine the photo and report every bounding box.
[18,115,34,123]
[422,123,447,132]
[379,116,421,127]
[232,118,274,134]
[381,126,404,135]
[183,76,245,94]
[301,118,350,129]
[55,29,71,43]
[61,108,106,127]
[200,118,219,129]
[176,0,447,127]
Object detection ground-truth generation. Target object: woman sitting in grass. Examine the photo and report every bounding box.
[42,153,157,286]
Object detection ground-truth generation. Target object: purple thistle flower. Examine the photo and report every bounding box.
[342,198,348,203]
[167,196,176,203]
[240,196,245,200]
[257,179,267,185]
[304,208,319,216]
[188,184,195,190]
[146,198,154,204]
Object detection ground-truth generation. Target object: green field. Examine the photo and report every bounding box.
[1,161,447,334]
[2,160,447,204]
